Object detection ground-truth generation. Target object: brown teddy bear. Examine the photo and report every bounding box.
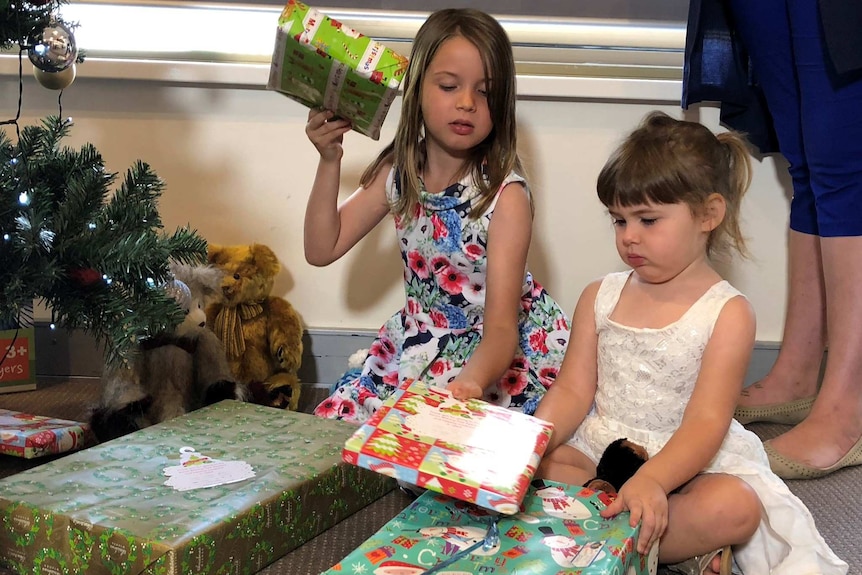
[206,243,304,411]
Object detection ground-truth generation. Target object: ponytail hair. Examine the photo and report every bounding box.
[597,111,752,259]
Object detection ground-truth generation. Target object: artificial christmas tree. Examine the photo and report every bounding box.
[1,1,208,367]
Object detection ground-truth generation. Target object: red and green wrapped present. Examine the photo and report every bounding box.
[343,381,554,514]
[267,0,408,140]
[0,409,92,459]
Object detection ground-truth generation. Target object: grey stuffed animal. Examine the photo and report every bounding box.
[90,262,248,442]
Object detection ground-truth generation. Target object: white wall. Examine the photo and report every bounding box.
[0,74,792,342]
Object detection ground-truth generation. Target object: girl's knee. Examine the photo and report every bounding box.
[709,477,762,541]
[676,474,761,542]
[734,481,763,539]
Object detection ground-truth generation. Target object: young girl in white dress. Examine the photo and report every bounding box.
[534,112,846,575]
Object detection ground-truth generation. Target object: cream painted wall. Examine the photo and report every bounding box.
[1,75,792,341]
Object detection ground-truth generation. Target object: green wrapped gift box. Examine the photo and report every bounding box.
[0,401,395,574]
[266,0,408,140]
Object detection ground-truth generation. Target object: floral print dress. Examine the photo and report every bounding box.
[313,168,570,423]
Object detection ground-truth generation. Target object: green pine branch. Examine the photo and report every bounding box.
[0,0,62,52]
[1,116,208,367]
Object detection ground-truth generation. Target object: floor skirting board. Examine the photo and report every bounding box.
[26,323,794,389]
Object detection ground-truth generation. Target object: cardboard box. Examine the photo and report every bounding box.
[267,0,408,140]
[0,328,36,394]
[323,479,658,574]
[0,401,395,575]
[344,381,554,514]
[0,409,93,459]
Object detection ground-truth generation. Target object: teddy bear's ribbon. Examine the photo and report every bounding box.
[213,302,263,358]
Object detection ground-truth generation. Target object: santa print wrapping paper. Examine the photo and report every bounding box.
[322,479,658,575]
[0,409,92,459]
[343,381,554,514]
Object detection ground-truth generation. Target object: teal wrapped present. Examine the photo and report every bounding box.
[0,401,395,575]
[322,479,658,574]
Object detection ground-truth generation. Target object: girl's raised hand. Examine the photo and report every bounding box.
[600,472,667,555]
[305,108,352,162]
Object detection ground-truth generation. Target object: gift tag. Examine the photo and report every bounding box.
[163,446,255,491]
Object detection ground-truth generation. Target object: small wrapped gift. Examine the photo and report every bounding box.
[323,479,658,574]
[0,409,92,458]
[267,0,408,140]
[343,381,554,515]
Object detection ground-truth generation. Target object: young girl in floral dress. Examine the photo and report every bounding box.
[303,8,569,423]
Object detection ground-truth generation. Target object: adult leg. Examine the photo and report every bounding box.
[660,474,761,568]
[737,230,824,407]
[770,237,862,469]
[767,0,862,469]
[728,0,826,410]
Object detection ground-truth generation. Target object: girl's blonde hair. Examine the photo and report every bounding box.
[360,8,524,219]
[597,111,752,258]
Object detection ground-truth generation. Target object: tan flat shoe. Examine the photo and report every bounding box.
[733,395,815,425]
[662,546,732,575]
[765,435,862,479]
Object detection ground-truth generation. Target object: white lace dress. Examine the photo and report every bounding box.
[566,271,847,574]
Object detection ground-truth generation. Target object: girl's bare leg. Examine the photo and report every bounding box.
[536,444,596,486]
[660,474,761,566]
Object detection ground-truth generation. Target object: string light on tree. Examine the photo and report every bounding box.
[1,1,209,366]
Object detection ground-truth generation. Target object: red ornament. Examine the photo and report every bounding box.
[69,267,101,286]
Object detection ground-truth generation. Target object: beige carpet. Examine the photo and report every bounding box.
[1,379,859,574]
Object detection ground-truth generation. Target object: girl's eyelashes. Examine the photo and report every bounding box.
[437,84,488,95]
[610,216,657,226]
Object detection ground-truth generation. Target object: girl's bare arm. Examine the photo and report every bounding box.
[447,182,532,399]
[303,108,391,266]
[533,280,601,452]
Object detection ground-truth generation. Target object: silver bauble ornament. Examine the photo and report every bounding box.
[28,21,77,73]
[164,279,192,309]
[33,63,76,90]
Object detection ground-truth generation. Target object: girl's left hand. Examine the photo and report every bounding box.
[446,379,484,401]
[600,472,668,554]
